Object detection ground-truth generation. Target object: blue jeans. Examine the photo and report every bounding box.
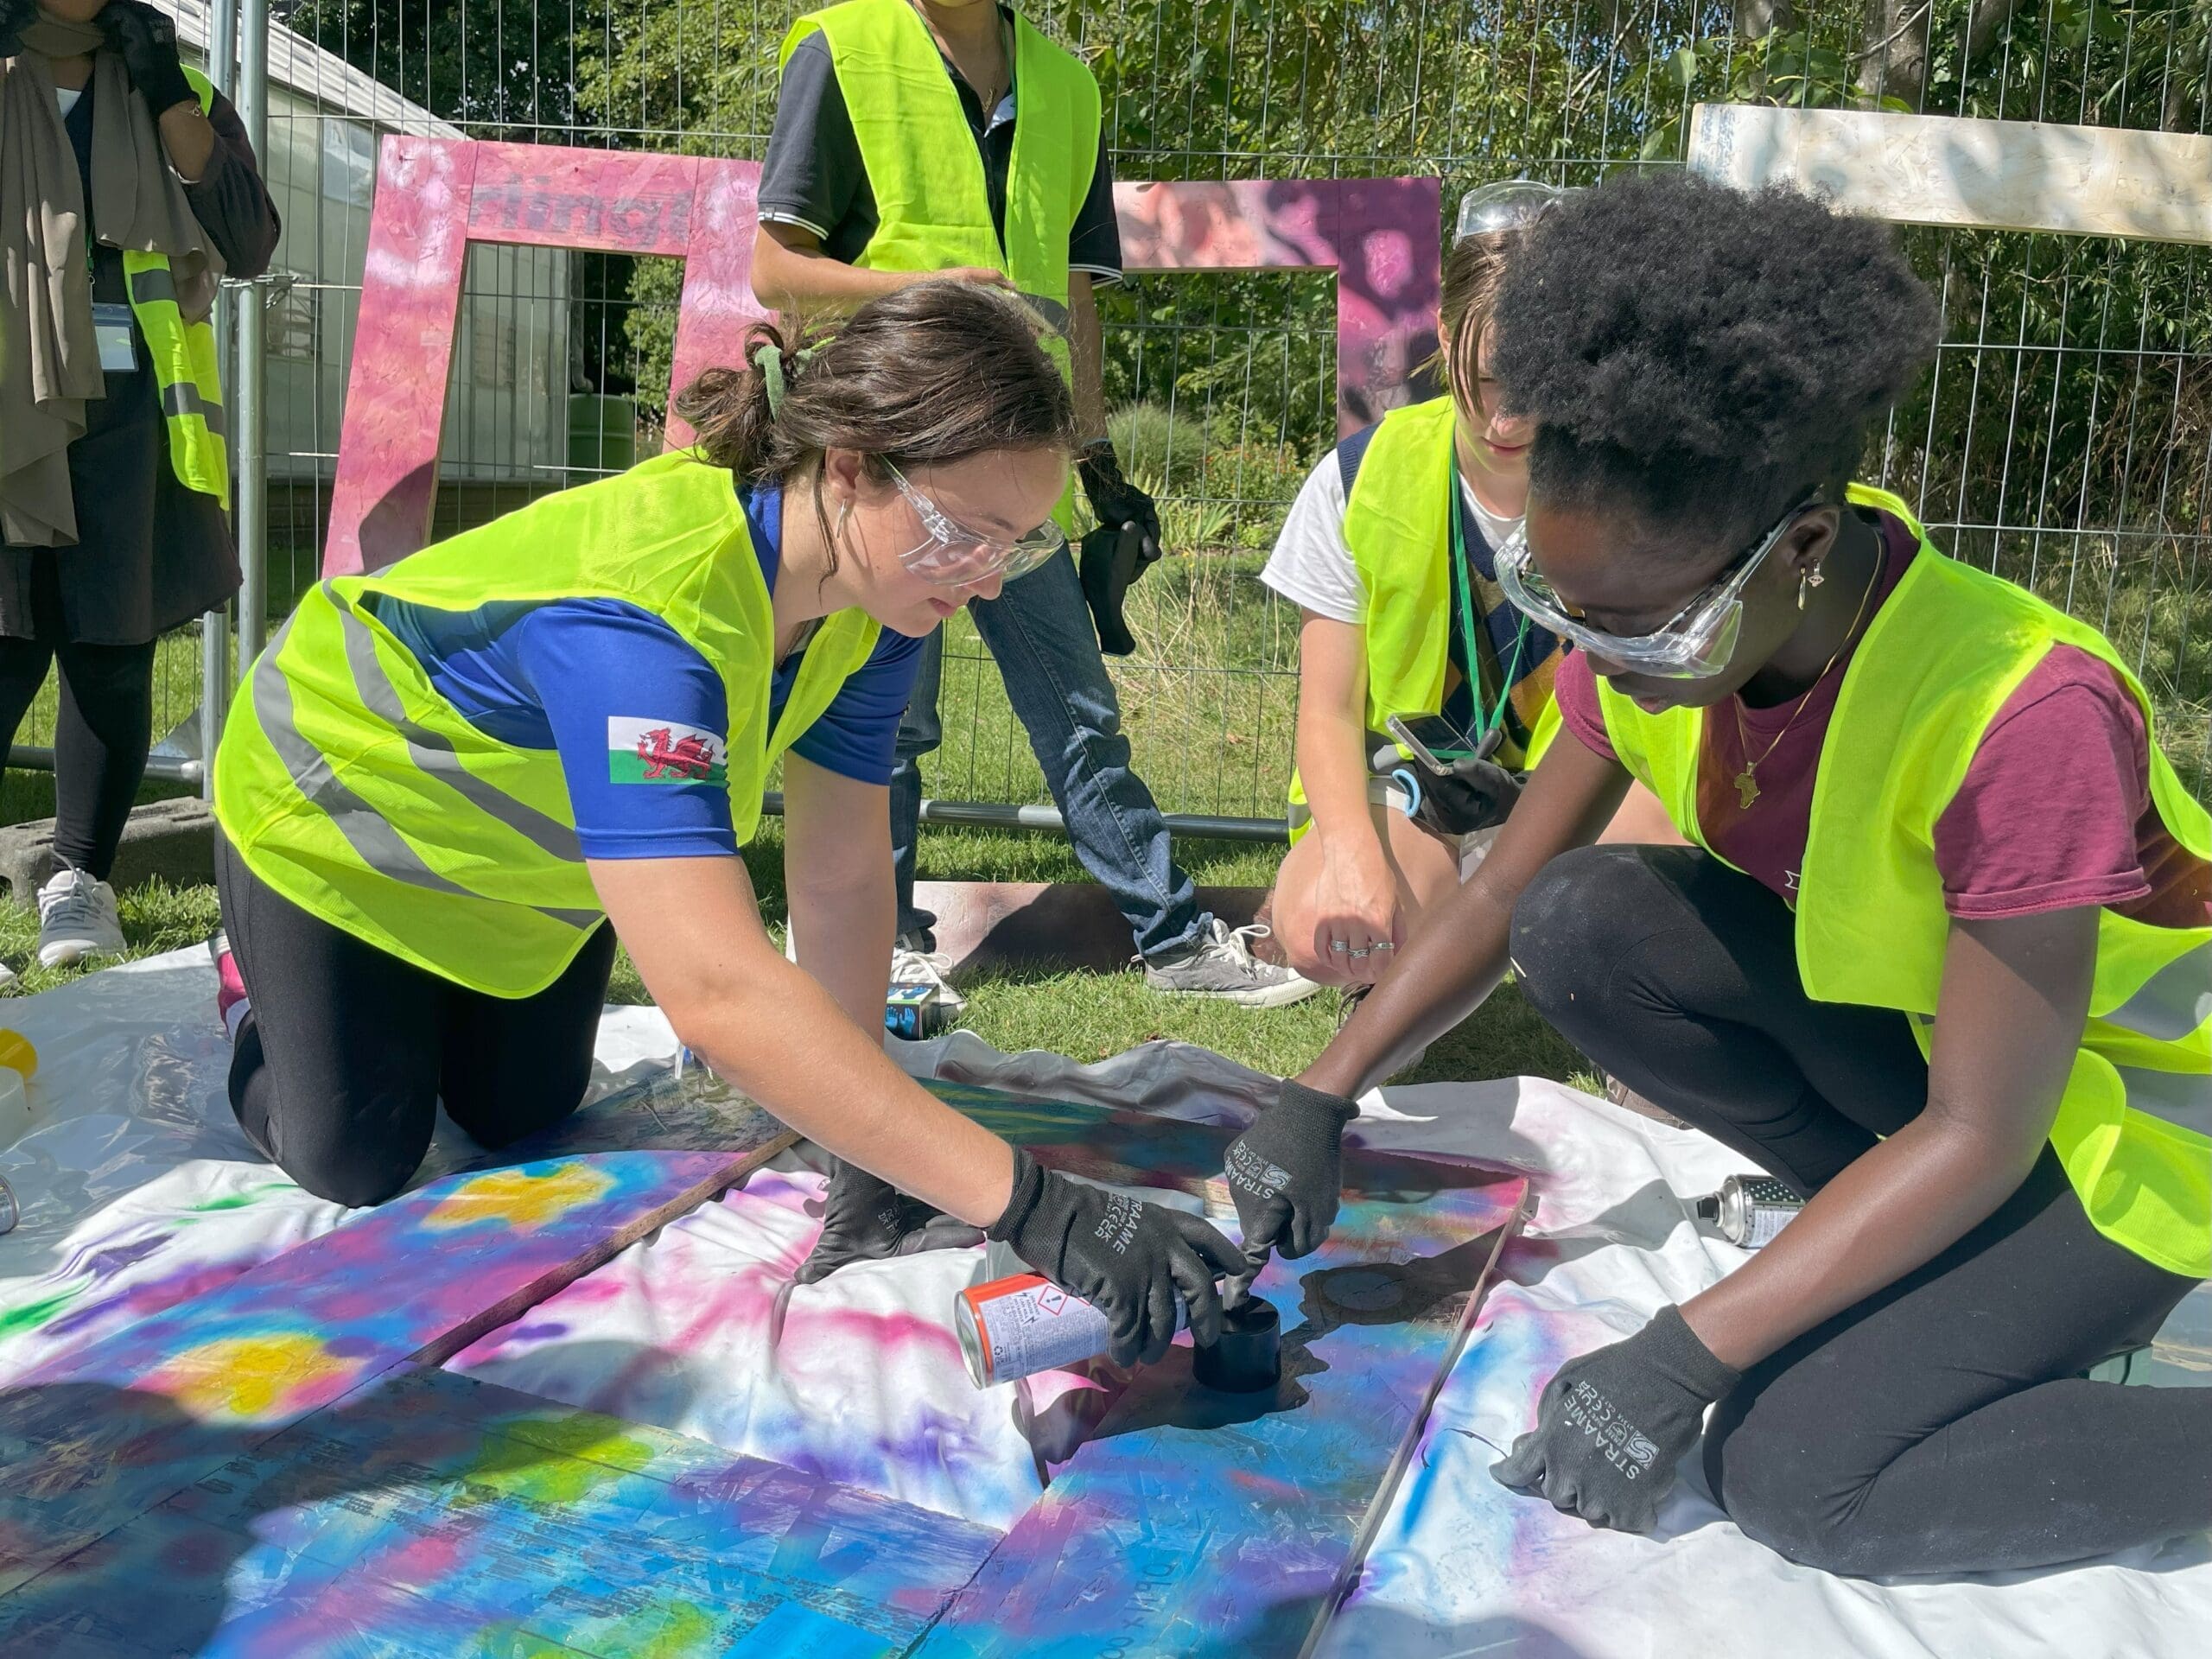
[890,548,1205,960]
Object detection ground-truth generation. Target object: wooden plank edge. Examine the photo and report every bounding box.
[1295,1179,1537,1659]
[408,1128,799,1369]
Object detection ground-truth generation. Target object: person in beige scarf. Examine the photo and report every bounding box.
[0,1,276,977]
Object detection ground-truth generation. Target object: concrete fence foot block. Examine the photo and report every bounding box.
[0,798,216,906]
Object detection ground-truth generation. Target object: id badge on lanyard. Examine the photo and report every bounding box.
[85,231,137,373]
[92,303,137,372]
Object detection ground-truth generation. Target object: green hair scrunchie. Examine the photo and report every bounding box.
[753,342,788,416]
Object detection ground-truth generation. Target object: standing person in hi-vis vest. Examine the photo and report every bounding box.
[1215,175,2209,1573]
[209,284,1242,1370]
[1261,181,1675,999]
[753,0,1312,1023]
[0,0,275,978]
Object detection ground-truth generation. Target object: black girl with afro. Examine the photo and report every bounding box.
[1265,170,2211,1575]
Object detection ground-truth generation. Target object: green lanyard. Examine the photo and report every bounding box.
[1448,466,1529,747]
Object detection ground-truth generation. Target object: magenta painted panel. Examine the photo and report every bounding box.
[665,162,772,453]
[467,143,702,255]
[1334,178,1445,431]
[1116,177,1442,435]
[323,154,1440,575]
[322,137,476,578]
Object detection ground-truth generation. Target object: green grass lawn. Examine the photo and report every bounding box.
[0,817,1586,1090]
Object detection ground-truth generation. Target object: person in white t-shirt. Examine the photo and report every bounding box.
[1261,182,1674,991]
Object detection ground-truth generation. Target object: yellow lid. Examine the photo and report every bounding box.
[0,1030,37,1079]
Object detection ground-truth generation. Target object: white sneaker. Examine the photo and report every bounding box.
[36,865,124,969]
[1143,918,1323,1008]
[890,931,966,1014]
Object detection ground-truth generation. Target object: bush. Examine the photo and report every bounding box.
[1108,401,1210,493]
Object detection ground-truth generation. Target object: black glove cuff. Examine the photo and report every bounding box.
[1638,1304,1742,1402]
[1077,444,1125,493]
[985,1146,1046,1244]
[1277,1077,1360,1131]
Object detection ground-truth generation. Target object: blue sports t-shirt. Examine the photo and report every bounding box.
[364,484,923,861]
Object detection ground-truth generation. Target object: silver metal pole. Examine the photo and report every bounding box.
[233,0,270,678]
[9,747,203,788]
[758,792,1288,845]
[195,0,239,801]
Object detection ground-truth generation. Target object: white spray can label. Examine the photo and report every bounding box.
[954,1268,1190,1388]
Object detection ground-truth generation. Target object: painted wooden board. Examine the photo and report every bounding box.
[913,1082,1532,1657]
[0,1365,999,1657]
[1687,102,2212,245]
[0,1098,792,1597]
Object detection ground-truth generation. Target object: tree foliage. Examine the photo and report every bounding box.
[291,1,2212,594]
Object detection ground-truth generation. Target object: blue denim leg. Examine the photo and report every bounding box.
[889,622,944,942]
[965,549,1205,959]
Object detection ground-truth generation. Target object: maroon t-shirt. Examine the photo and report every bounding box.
[1554,512,2212,927]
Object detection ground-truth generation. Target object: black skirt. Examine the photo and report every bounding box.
[0,340,240,647]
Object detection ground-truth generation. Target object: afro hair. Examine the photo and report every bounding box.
[1491,171,1940,546]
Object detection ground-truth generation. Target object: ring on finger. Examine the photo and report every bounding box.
[1349,946,1370,959]
[1329,940,1351,954]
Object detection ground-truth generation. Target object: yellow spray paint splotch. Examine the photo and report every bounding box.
[421,1162,616,1234]
[149,1332,359,1421]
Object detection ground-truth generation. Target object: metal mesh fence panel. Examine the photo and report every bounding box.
[252,0,2209,821]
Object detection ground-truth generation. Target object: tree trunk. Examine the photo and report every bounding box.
[1733,0,1794,40]
[1859,0,1931,109]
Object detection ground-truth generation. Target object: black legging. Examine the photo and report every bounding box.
[1510,843,2208,1577]
[0,558,156,880]
[215,835,617,1208]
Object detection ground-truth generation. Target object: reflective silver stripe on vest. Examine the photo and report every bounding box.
[126,265,179,308]
[254,618,599,931]
[328,589,585,866]
[2105,943,2212,1042]
[2114,1065,2212,1141]
[160,379,227,440]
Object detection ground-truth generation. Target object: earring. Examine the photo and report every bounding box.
[1798,563,1825,610]
[835,499,851,537]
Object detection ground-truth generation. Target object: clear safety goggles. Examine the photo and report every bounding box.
[887,461,1065,588]
[1455,178,1568,240]
[1492,496,1817,680]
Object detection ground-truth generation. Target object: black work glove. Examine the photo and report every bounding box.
[1374,739,1522,837]
[1224,1077,1360,1266]
[100,0,197,119]
[987,1146,1241,1366]
[794,1159,985,1285]
[1491,1304,1739,1533]
[1077,442,1161,655]
[1077,521,1153,657]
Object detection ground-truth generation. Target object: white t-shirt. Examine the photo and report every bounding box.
[1261,447,1523,624]
[55,87,83,119]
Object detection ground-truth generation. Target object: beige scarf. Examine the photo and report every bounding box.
[0,13,222,546]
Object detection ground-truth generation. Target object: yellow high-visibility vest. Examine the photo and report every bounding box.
[214,454,881,997]
[1599,485,2210,1276]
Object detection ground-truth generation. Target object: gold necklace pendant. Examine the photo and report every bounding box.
[1733,766,1761,810]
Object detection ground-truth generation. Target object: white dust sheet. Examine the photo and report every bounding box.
[0,949,2203,1657]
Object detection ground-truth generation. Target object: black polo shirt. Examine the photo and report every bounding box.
[758,12,1122,283]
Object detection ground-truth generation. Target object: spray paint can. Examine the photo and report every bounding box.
[955,1270,1176,1387]
[1694,1174,1804,1248]
[885,983,955,1041]
[954,1247,1281,1391]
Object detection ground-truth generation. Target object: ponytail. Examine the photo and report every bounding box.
[676,281,1077,488]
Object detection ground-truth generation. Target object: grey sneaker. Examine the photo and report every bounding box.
[1143,918,1321,1008]
[36,864,124,969]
